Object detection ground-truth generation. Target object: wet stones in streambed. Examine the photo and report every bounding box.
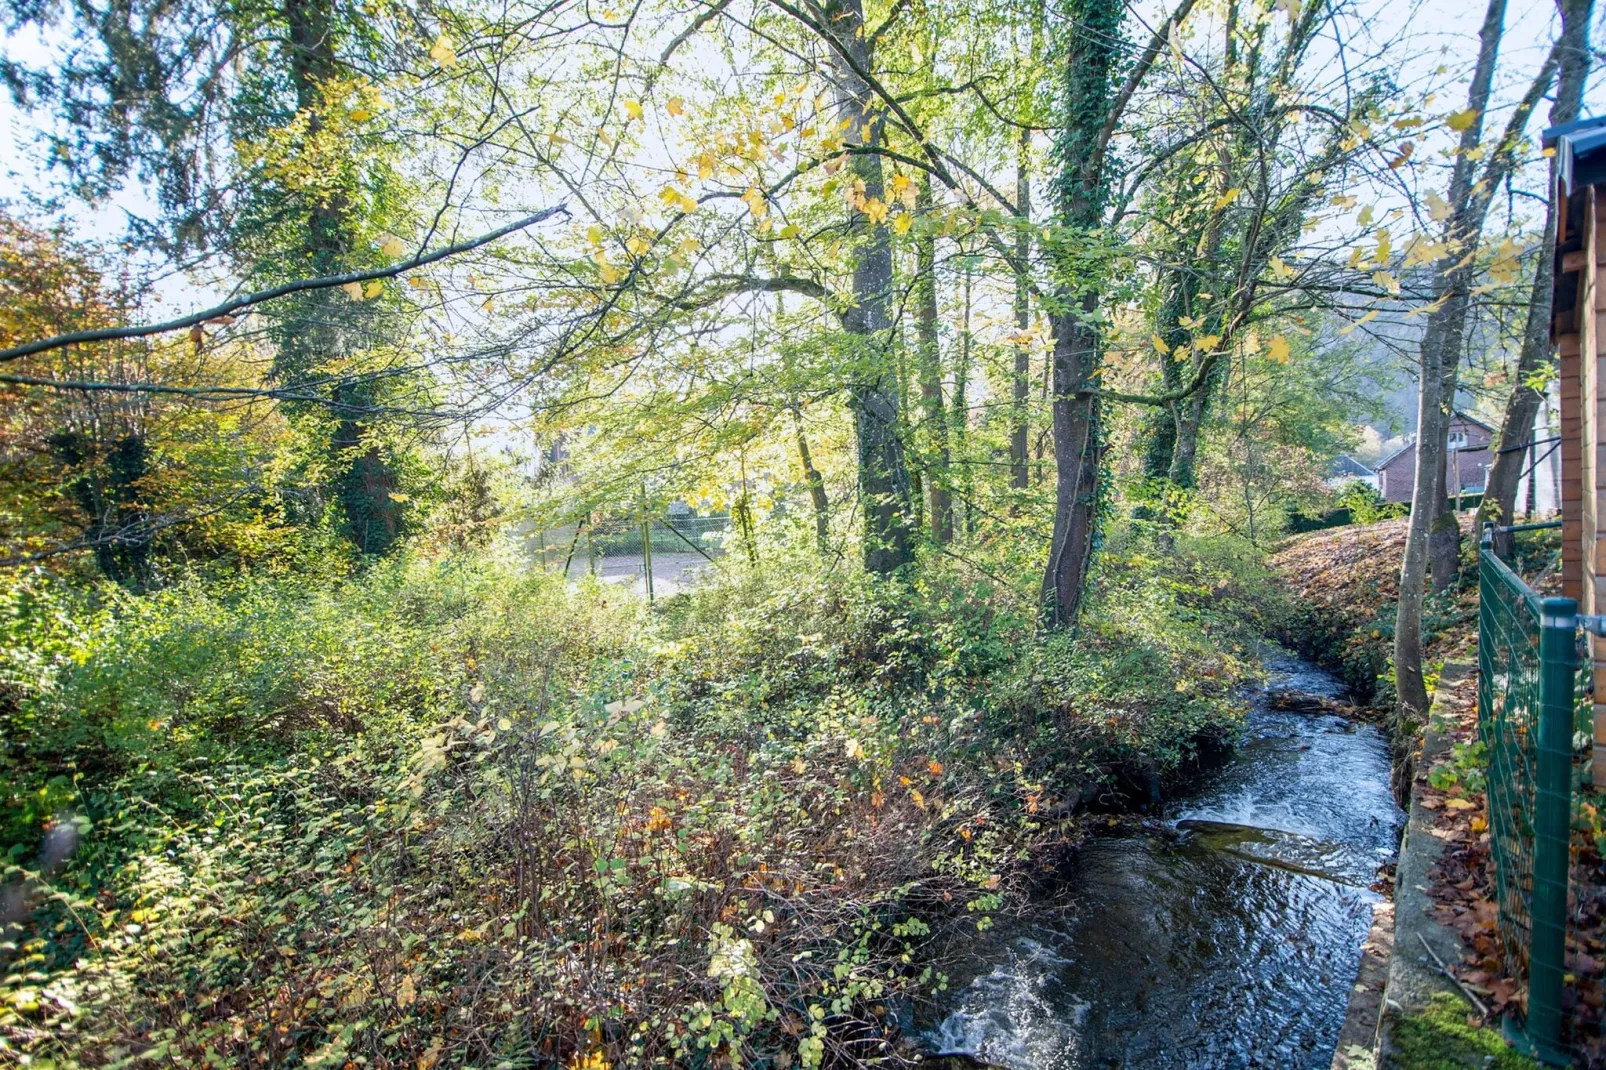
[1264,688,1376,723]
[1175,818,1375,888]
[918,1053,1009,1069]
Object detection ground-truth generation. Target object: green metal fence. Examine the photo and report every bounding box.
[1477,521,1577,1064]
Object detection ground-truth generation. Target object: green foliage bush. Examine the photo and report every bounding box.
[1334,481,1407,526]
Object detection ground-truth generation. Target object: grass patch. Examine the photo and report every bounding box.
[1388,994,1538,1070]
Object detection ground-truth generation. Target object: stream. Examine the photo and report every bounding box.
[921,649,1404,1069]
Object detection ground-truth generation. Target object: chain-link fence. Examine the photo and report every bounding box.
[591,514,730,558]
[1478,521,1578,1064]
[521,515,730,567]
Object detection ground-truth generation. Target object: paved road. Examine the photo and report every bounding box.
[560,551,713,597]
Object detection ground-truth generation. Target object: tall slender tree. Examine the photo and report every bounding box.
[817,0,916,573]
[915,176,953,543]
[1394,0,1570,718]
[1010,0,1045,491]
[1478,0,1594,549]
[1042,0,1198,627]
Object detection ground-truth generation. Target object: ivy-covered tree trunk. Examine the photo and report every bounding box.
[823,0,914,573]
[1041,0,1122,628]
[1165,205,1231,491]
[48,430,155,589]
[278,0,402,555]
[1141,268,1194,484]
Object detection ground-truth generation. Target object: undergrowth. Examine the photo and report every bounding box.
[1,525,1266,1068]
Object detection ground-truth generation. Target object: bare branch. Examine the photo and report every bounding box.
[1090,0,1202,180]
[0,205,570,363]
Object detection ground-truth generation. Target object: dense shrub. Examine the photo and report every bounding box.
[1,533,1257,1067]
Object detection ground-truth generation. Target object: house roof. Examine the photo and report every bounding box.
[1375,441,1414,472]
[1547,115,1606,199]
[1329,454,1376,478]
[1452,410,1496,435]
[1375,412,1496,473]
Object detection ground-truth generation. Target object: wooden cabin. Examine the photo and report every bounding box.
[1547,114,1606,776]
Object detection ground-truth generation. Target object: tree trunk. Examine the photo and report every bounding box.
[792,408,829,554]
[1043,304,1103,626]
[1395,0,1509,720]
[1163,150,1238,491]
[824,0,914,573]
[281,0,402,554]
[1141,278,1188,481]
[1482,210,1556,553]
[952,256,975,536]
[1398,347,1451,717]
[1041,0,1122,629]
[332,414,401,554]
[1479,0,1592,553]
[1011,124,1032,490]
[1428,325,1467,595]
[916,177,953,544]
[1169,384,1211,489]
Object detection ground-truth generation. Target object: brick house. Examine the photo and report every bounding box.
[1374,412,1496,503]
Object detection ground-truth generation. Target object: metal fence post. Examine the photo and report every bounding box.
[639,486,654,603]
[1479,524,1495,747]
[1530,594,1578,1063]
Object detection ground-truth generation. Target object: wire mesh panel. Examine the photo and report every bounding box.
[1480,548,1544,980]
[1478,525,1577,1064]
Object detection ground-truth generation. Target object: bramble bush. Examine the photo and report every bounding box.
[2,528,1257,1067]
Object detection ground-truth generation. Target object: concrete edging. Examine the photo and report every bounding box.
[1371,663,1479,1068]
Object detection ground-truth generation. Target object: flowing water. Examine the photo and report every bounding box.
[923,649,1403,1069]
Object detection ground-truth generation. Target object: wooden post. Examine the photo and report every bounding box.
[640,485,654,602]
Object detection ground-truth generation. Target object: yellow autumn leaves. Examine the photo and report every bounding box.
[341,279,385,301]
[1150,325,1292,366]
[581,221,701,285]
[1150,316,1222,363]
[428,34,457,67]
[336,234,417,300]
[659,185,698,214]
[621,96,687,123]
[839,171,918,234]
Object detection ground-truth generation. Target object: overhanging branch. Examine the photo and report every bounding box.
[0,204,570,363]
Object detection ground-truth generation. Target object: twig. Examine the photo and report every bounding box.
[1418,931,1490,1018]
